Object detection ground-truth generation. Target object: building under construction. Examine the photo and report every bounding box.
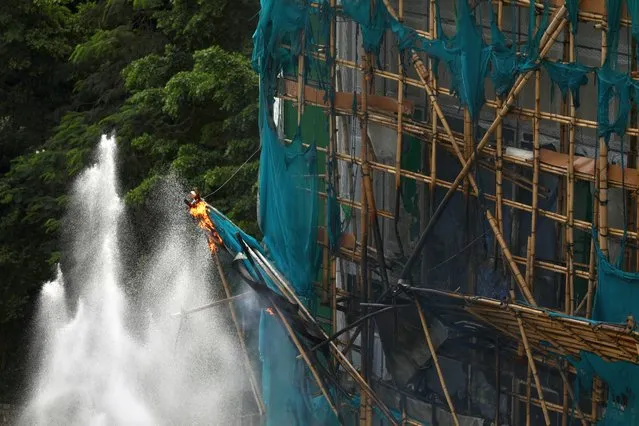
[193,0,639,424]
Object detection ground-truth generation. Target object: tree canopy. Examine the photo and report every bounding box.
[0,0,259,398]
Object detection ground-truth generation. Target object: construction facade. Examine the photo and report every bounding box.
[200,0,639,425]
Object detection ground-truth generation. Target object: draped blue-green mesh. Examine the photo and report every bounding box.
[543,61,591,108]
[566,0,580,34]
[252,1,337,424]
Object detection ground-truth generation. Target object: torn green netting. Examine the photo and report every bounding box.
[543,61,591,109]
[488,0,549,98]
[566,0,580,34]
[564,239,639,425]
[597,0,631,141]
[252,0,338,423]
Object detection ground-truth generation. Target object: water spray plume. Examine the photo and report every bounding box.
[22,135,243,425]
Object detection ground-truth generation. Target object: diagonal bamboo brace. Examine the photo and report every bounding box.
[397,6,569,280]
[515,313,551,426]
[213,253,266,417]
[415,299,460,426]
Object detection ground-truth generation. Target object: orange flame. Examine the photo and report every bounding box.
[265,307,275,316]
[188,198,223,254]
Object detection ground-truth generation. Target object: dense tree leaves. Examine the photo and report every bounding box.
[0,0,260,399]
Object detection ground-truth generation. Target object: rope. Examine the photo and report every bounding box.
[203,146,261,200]
[426,231,488,275]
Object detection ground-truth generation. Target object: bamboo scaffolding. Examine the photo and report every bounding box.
[246,245,399,425]
[213,254,265,417]
[296,111,638,243]
[271,300,338,417]
[282,70,639,192]
[273,1,639,422]
[399,11,569,279]
[506,391,595,422]
[415,299,460,426]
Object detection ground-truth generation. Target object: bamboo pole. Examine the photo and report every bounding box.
[486,210,537,305]
[526,63,541,289]
[566,20,576,315]
[297,32,305,124]
[496,0,505,239]
[599,29,609,258]
[329,0,338,355]
[557,366,588,426]
[213,254,265,417]
[514,312,551,426]
[525,364,532,426]
[359,23,372,423]
[415,299,460,426]
[271,302,338,417]
[429,0,438,219]
[393,0,405,243]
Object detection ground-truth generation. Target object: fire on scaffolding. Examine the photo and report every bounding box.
[183,1,639,425]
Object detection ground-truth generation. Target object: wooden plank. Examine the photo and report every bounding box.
[282,79,415,116]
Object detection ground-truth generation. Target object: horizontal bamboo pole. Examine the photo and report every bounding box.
[506,391,595,423]
[290,97,638,241]
[285,91,639,193]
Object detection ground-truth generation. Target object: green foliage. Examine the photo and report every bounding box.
[0,0,260,399]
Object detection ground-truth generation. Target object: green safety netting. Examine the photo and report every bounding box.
[566,245,639,425]
[252,0,339,424]
[543,61,591,108]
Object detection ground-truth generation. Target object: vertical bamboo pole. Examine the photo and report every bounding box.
[464,109,475,294]
[415,300,460,426]
[213,254,266,417]
[525,61,541,289]
[566,22,576,317]
[515,314,551,426]
[631,37,638,270]
[525,364,532,426]
[359,14,372,423]
[495,0,505,238]
[587,27,608,318]
[495,336,501,426]
[329,0,338,353]
[297,32,305,124]
[599,29,609,259]
[429,0,438,218]
[560,23,574,415]
[393,0,405,240]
